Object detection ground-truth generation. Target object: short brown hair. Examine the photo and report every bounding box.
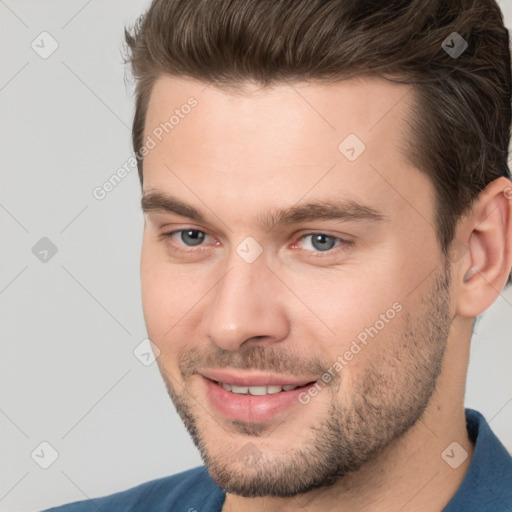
[124,0,511,266]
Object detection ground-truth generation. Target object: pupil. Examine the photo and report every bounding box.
[182,230,205,246]
[312,234,334,251]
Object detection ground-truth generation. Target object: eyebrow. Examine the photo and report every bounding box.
[141,191,386,230]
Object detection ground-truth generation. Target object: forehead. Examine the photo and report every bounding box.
[144,74,414,159]
[142,75,433,230]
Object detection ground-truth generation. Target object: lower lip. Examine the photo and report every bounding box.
[203,377,315,423]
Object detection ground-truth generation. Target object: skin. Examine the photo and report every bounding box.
[140,75,512,511]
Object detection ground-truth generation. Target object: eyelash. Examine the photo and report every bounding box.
[159,229,353,257]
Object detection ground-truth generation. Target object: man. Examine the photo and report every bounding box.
[43,0,512,510]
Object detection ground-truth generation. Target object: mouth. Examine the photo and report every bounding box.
[199,371,318,423]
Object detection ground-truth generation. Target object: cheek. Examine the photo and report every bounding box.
[140,265,186,374]
[140,239,210,357]
[285,261,409,384]
[140,240,184,342]
[298,266,401,336]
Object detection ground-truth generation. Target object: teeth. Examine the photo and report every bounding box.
[231,385,249,393]
[219,382,301,395]
[248,386,267,396]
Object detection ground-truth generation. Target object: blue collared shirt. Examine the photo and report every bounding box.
[42,408,512,511]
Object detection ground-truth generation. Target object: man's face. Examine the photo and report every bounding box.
[140,75,454,496]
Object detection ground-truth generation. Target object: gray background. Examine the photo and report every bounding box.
[1,1,511,511]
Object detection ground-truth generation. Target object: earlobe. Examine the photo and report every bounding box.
[456,177,512,318]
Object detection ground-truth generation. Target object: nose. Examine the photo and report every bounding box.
[202,253,290,351]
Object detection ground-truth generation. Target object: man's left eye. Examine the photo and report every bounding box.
[297,233,345,252]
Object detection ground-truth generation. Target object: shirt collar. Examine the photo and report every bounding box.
[443,408,512,511]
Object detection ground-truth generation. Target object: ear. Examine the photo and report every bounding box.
[454,177,512,318]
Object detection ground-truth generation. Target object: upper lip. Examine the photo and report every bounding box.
[200,369,317,387]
